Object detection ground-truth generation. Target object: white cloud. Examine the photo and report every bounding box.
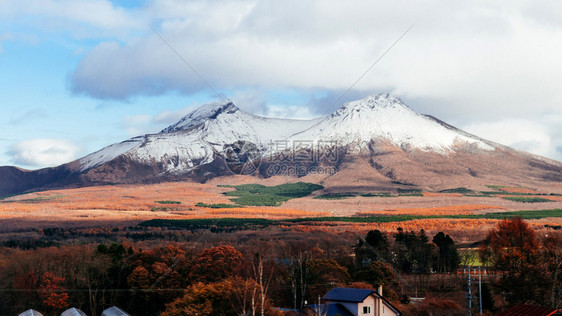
[67,1,562,119]
[263,105,317,120]
[9,139,79,168]
[7,0,562,162]
[0,0,144,39]
[462,118,562,161]
[153,107,196,125]
[122,114,152,136]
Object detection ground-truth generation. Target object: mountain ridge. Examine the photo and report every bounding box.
[1,93,561,197]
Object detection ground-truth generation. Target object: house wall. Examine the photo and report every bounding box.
[325,294,400,316]
[381,299,399,316]
[358,296,375,315]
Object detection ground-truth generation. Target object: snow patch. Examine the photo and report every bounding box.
[79,137,143,171]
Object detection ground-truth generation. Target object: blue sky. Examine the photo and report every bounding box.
[1,0,562,169]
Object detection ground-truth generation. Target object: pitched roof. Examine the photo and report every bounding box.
[498,304,562,316]
[322,287,402,316]
[101,306,130,316]
[323,287,375,302]
[309,303,354,316]
[61,308,87,316]
[18,310,43,316]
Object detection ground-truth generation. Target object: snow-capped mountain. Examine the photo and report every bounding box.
[78,94,496,174]
[1,93,561,197]
[79,99,320,174]
[291,94,494,153]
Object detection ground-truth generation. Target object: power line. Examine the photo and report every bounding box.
[301,21,416,134]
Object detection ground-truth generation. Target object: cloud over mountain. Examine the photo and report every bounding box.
[9,139,79,168]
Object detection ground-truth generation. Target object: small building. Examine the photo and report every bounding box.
[498,304,562,316]
[307,287,401,316]
[102,306,130,316]
[61,308,87,316]
[18,310,43,316]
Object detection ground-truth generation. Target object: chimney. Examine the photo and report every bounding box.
[378,285,383,297]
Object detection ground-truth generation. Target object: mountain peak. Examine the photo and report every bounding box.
[161,100,239,133]
[334,93,409,116]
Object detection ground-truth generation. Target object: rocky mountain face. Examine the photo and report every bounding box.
[1,94,561,197]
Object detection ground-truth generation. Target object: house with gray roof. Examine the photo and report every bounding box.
[307,287,401,316]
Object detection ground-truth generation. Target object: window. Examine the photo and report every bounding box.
[363,306,371,314]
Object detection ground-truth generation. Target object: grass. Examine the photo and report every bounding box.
[397,188,422,194]
[502,196,554,203]
[397,188,423,196]
[139,218,272,230]
[478,209,562,219]
[392,181,416,186]
[196,202,241,209]
[313,193,356,200]
[223,182,324,206]
[155,200,181,204]
[151,207,171,212]
[360,193,392,197]
[398,193,423,197]
[480,191,537,196]
[438,187,474,194]
[20,195,64,203]
[139,209,562,229]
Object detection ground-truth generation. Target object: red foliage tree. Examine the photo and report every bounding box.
[39,272,69,311]
[479,217,546,305]
[479,216,539,271]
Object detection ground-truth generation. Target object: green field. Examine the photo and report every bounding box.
[313,193,356,200]
[139,209,562,229]
[221,182,324,206]
[438,187,474,194]
[155,200,181,204]
[360,192,392,197]
[195,202,241,208]
[502,196,554,203]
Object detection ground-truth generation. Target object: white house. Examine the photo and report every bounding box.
[309,287,401,316]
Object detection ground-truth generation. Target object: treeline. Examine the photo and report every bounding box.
[0,218,559,315]
[0,226,466,316]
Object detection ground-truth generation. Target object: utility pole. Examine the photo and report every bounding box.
[465,268,472,316]
[478,267,482,316]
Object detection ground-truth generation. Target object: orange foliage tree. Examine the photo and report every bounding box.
[189,245,243,282]
[161,277,283,316]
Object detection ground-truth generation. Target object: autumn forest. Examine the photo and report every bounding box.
[0,181,561,315]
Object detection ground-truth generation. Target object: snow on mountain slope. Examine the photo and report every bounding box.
[78,94,496,174]
[161,101,238,133]
[79,137,144,171]
[292,94,494,153]
[79,100,319,173]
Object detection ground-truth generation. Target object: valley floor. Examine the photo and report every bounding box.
[0,180,561,244]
